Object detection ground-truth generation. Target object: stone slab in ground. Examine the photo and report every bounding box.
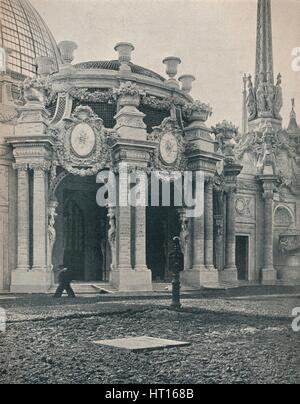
[93,336,191,352]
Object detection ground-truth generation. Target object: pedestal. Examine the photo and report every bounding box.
[110,269,152,292]
[10,269,52,293]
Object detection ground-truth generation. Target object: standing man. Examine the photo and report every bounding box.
[54,265,76,298]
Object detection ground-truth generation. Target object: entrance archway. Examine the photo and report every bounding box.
[146,177,181,281]
[53,174,111,281]
[146,206,181,281]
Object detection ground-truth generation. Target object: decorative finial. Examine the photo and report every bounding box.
[114,42,135,75]
[243,73,247,90]
[292,98,295,111]
[35,56,53,77]
[163,57,181,89]
[58,41,78,64]
[178,75,195,94]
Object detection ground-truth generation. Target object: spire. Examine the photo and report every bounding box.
[288,99,299,131]
[246,0,283,131]
[255,0,274,88]
[242,74,248,134]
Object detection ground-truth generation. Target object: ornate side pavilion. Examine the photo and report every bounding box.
[0,0,299,293]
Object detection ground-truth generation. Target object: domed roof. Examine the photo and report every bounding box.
[74,60,165,82]
[0,0,62,78]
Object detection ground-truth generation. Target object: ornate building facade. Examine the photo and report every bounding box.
[0,0,299,293]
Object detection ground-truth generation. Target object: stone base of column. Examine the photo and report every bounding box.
[181,266,219,288]
[134,265,150,272]
[219,267,238,283]
[110,269,153,292]
[10,269,52,293]
[261,268,277,285]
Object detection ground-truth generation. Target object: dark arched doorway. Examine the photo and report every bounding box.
[146,178,181,282]
[53,175,111,282]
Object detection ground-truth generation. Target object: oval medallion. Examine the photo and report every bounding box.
[70,123,96,157]
[159,132,179,165]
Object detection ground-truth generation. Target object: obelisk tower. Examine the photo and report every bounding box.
[247,0,283,132]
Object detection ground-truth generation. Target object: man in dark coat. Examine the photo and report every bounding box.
[54,265,76,298]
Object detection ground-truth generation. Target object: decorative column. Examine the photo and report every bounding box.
[218,161,242,282]
[182,178,219,288]
[212,121,242,283]
[30,163,50,273]
[109,164,152,292]
[260,176,278,283]
[10,164,30,293]
[134,203,148,272]
[204,177,216,271]
[15,164,30,271]
[178,209,191,271]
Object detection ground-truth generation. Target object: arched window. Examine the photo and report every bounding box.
[274,206,294,227]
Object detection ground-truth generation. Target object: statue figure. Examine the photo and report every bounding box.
[213,173,225,215]
[274,73,283,120]
[107,206,117,270]
[48,202,58,270]
[256,73,267,117]
[246,75,257,120]
[257,125,277,174]
[48,204,58,244]
[266,73,275,116]
[179,215,189,255]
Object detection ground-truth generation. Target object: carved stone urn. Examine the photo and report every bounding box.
[115,81,142,108]
[212,120,239,159]
[183,101,213,124]
[279,229,300,281]
[58,41,78,64]
[179,75,195,94]
[163,56,181,88]
[35,56,53,77]
[114,42,135,74]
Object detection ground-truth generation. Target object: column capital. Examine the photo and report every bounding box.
[204,175,215,187]
[224,161,243,179]
[13,162,28,171]
[258,174,280,200]
[29,161,51,172]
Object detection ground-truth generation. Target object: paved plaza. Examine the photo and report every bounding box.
[0,289,299,384]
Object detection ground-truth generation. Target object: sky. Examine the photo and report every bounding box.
[31,0,300,128]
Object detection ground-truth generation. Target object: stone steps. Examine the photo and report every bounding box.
[49,282,118,295]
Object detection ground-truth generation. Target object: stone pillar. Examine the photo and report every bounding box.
[15,164,30,272]
[19,162,52,293]
[260,177,278,284]
[10,164,30,292]
[204,177,216,271]
[109,170,152,292]
[134,206,148,272]
[181,175,219,287]
[223,188,238,279]
[192,214,206,272]
[220,163,242,283]
[31,164,49,271]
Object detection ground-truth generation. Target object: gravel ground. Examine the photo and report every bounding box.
[0,293,299,384]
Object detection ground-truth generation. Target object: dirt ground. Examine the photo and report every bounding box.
[0,291,299,384]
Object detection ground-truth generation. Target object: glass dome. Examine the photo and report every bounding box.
[0,0,62,77]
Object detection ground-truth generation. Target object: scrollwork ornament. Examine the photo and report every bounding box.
[52,105,118,177]
[148,116,186,174]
